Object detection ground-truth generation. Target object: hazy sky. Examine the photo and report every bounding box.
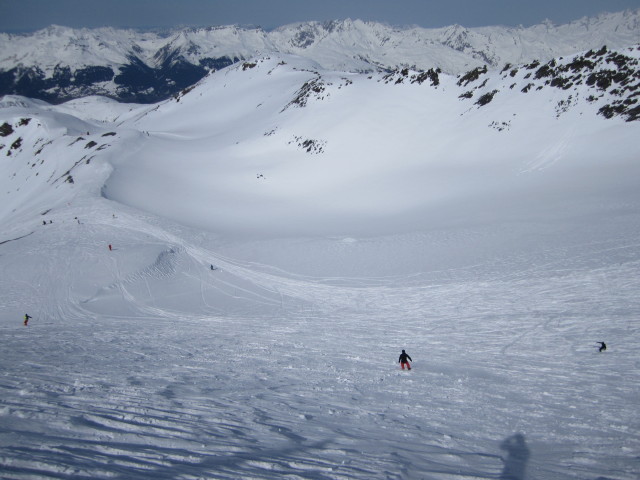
[1,0,640,32]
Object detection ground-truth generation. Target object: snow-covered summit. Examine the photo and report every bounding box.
[1,9,639,103]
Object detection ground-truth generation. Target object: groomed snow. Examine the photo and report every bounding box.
[1,53,639,479]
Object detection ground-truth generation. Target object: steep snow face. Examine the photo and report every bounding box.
[1,51,640,480]
[1,10,639,103]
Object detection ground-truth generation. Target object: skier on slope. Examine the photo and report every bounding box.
[398,349,412,370]
[597,342,606,352]
[24,313,32,326]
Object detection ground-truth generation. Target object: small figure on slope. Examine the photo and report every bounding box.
[399,349,412,370]
[24,313,32,326]
[597,341,606,352]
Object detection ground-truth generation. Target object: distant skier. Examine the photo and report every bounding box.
[597,342,606,352]
[24,313,32,326]
[398,349,412,370]
[108,244,112,251]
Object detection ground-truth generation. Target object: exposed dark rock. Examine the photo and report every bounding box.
[598,103,627,118]
[624,104,640,121]
[174,85,196,101]
[0,122,13,137]
[292,30,316,48]
[475,89,498,106]
[290,136,326,154]
[535,64,555,79]
[564,57,596,72]
[410,68,441,86]
[283,77,326,110]
[489,120,511,131]
[457,65,487,87]
[549,77,573,89]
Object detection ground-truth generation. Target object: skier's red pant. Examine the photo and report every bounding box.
[401,361,411,370]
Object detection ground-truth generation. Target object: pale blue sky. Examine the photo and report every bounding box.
[1,0,640,32]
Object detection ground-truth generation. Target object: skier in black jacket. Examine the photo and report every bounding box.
[399,349,412,370]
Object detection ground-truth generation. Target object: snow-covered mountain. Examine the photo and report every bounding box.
[1,48,639,479]
[1,9,639,103]
[2,46,639,234]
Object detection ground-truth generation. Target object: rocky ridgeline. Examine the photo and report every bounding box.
[381,68,442,87]
[515,45,640,121]
[351,45,640,122]
[453,45,640,121]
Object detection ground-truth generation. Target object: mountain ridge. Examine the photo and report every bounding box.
[1,9,639,103]
[2,45,639,237]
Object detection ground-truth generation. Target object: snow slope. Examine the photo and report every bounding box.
[1,49,639,479]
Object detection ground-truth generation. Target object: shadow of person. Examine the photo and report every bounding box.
[500,433,530,480]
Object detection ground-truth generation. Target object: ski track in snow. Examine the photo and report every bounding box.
[1,204,639,480]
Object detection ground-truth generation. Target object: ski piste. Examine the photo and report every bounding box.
[1,48,639,480]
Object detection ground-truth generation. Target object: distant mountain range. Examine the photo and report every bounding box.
[1,9,639,103]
